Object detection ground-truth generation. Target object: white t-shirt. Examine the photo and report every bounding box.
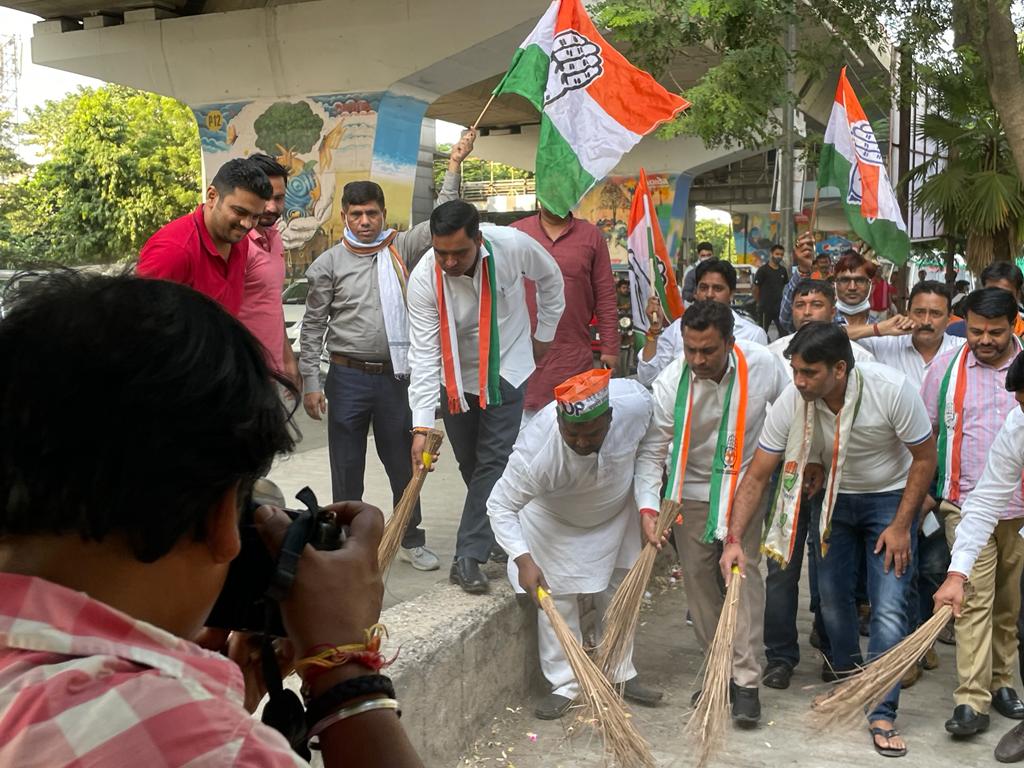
[758,361,933,493]
[857,333,965,390]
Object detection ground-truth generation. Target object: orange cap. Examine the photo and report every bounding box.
[553,369,612,422]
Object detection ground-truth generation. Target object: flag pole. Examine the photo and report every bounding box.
[471,93,498,131]
[809,188,821,233]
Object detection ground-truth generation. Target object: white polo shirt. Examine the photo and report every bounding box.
[636,310,768,387]
[856,333,965,389]
[758,361,933,494]
[634,339,789,507]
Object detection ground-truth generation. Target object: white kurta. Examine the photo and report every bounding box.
[487,378,654,595]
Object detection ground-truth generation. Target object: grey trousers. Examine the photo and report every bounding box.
[441,378,525,563]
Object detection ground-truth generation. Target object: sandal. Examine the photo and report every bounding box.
[870,727,907,758]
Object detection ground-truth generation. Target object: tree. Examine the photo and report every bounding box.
[599,181,630,226]
[0,111,29,263]
[253,101,324,157]
[432,145,533,188]
[694,217,736,262]
[908,57,1023,271]
[594,0,1024,182]
[3,85,201,265]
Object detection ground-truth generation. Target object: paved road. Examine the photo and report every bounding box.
[457,573,1014,768]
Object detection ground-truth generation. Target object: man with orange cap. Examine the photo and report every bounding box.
[487,369,663,720]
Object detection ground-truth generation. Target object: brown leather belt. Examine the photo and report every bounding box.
[329,353,392,375]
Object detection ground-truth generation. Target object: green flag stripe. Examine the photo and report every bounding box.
[482,238,503,406]
[818,144,910,266]
[493,43,548,112]
[536,116,596,218]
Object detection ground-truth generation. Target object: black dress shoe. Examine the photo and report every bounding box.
[729,680,760,726]
[622,677,663,707]
[762,661,793,690]
[996,721,1024,762]
[993,688,1024,720]
[449,557,488,594]
[489,544,508,564]
[945,704,990,736]
[535,693,574,720]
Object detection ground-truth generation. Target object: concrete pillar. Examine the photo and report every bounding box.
[193,87,429,271]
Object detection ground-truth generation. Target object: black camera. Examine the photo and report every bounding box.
[205,482,346,636]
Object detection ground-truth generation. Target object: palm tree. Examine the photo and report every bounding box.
[909,110,1024,273]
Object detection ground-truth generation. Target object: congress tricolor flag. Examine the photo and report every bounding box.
[627,169,683,338]
[493,0,690,216]
[818,67,910,264]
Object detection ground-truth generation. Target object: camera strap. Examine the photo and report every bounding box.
[259,492,322,758]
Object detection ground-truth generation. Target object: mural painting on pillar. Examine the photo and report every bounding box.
[193,91,428,271]
[573,174,691,267]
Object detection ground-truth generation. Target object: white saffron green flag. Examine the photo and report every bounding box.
[492,0,689,217]
[818,67,910,265]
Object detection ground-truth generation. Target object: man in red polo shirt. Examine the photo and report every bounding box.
[138,158,272,316]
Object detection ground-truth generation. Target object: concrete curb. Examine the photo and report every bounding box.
[382,569,540,767]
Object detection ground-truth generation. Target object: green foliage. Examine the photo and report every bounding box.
[594,0,886,149]
[433,144,533,187]
[695,217,736,261]
[0,85,201,266]
[253,101,324,156]
[0,112,29,261]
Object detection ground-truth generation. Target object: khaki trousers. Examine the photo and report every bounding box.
[672,497,768,688]
[945,507,1024,713]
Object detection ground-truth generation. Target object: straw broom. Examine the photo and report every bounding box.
[537,587,656,768]
[811,604,954,727]
[684,567,743,768]
[596,499,682,678]
[377,428,445,569]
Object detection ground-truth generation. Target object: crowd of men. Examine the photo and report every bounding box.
[4,142,1024,766]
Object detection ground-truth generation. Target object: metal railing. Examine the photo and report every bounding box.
[461,178,536,202]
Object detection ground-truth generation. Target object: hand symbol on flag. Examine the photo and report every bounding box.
[543,30,604,107]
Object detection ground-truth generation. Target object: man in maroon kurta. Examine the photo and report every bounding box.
[513,208,619,425]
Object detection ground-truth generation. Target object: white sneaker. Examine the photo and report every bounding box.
[399,545,440,571]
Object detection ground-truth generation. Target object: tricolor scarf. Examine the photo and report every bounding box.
[342,227,410,376]
[763,369,863,564]
[436,238,501,413]
[937,339,1023,503]
[664,347,748,543]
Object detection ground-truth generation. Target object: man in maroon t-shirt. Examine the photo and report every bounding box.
[138,158,272,316]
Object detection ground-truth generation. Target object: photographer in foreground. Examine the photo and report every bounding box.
[0,273,423,767]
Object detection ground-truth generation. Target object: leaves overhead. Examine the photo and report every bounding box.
[0,85,201,266]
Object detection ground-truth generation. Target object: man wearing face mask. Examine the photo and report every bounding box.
[407,201,564,594]
[138,158,272,317]
[487,370,662,720]
[237,154,299,388]
[298,131,475,573]
[830,249,878,327]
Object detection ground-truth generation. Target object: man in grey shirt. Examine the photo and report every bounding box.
[299,131,475,572]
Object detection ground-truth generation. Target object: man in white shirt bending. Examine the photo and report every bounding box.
[407,200,565,594]
[487,369,662,720]
[721,322,936,759]
[634,300,788,726]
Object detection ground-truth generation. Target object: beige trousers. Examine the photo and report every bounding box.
[945,507,1024,713]
[672,497,768,688]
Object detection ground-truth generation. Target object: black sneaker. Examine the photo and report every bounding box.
[730,680,761,726]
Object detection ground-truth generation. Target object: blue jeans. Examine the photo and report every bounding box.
[325,364,424,548]
[908,527,951,630]
[764,489,832,668]
[817,490,913,723]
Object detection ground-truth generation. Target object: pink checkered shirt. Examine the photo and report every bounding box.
[920,345,1024,519]
[0,573,307,767]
